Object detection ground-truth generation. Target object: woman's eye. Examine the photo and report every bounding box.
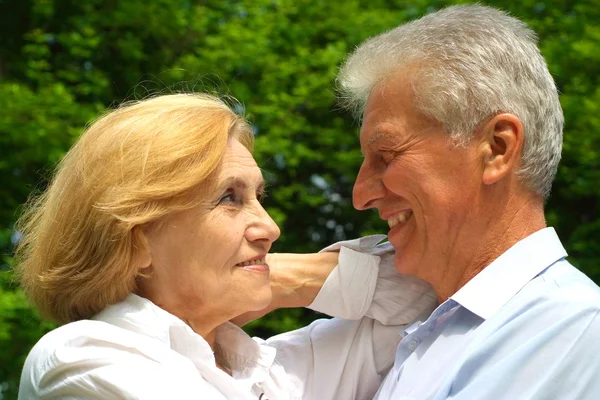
[218,192,237,204]
[257,190,267,203]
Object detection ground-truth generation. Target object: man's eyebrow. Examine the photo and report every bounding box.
[361,132,392,156]
[366,132,391,146]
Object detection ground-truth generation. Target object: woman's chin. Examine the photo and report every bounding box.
[245,289,272,312]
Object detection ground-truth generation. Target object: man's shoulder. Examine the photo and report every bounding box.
[462,260,600,362]
[447,261,600,399]
[531,258,600,307]
[495,259,600,326]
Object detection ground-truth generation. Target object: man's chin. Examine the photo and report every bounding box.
[393,251,419,277]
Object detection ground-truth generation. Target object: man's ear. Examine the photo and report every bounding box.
[478,113,524,185]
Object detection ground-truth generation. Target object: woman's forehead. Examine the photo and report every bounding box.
[218,140,263,186]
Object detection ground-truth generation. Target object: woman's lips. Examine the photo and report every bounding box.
[235,258,269,273]
[241,264,270,273]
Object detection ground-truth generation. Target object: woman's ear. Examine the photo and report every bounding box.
[132,226,152,272]
[478,113,524,185]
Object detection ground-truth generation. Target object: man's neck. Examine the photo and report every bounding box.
[435,193,546,303]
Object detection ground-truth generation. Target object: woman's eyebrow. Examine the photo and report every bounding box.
[257,178,265,189]
[219,176,267,191]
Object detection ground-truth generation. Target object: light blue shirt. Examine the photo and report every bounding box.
[374,227,600,400]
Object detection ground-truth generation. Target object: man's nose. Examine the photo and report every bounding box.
[353,163,386,210]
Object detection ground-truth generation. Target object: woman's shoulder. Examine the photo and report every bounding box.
[19,319,212,399]
[24,316,186,369]
[19,320,129,398]
[27,320,108,354]
[23,319,147,371]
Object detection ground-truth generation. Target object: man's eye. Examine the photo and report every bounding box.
[376,153,390,165]
[381,151,397,164]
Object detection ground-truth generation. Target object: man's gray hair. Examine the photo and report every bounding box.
[338,4,563,199]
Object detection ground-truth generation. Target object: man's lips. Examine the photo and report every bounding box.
[386,210,413,229]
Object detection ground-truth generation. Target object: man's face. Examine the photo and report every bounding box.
[353,74,486,289]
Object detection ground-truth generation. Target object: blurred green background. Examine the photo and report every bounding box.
[1,0,598,398]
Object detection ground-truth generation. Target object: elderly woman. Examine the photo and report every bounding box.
[15,94,435,399]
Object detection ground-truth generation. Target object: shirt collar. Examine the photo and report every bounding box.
[94,294,276,379]
[450,227,567,320]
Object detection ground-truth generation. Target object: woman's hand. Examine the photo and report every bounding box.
[230,251,340,326]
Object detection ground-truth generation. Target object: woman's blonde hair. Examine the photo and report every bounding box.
[14,93,254,324]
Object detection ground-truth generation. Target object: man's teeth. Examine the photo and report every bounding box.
[388,211,412,228]
[237,259,266,267]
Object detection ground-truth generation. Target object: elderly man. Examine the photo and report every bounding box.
[338,4,600,399]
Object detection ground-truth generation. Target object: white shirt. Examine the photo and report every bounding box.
[19,236,437,400]
[374,227,600,400]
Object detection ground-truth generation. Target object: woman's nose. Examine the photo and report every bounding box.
[246,201,281,245]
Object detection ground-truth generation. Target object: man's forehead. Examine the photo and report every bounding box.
[359,86,401,145]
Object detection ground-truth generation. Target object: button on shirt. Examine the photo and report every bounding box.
[19,237,437,400]
[374,227,600,400]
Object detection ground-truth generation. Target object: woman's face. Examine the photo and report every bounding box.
[139,139,280,332]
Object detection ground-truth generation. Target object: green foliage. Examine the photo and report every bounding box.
[0,271,54,398]
[0,0,598,398]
